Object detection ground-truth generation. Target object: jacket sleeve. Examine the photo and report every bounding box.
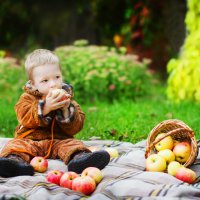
[15,93,49,128]
[56,100,85,136]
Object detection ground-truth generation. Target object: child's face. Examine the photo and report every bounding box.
[31,64,63,95]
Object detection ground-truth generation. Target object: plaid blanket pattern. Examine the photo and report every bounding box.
[0,138,200,200]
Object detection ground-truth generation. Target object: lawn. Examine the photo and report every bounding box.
[78,96,200,143]
[1,87,200,144]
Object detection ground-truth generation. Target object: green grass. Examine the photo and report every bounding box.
[1,91,200,144]
[77,98,200,143]
[0,98,18,138]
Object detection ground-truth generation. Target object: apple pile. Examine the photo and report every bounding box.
[146,133,196,184]
[30,156,104,194]
[46,167,103,195]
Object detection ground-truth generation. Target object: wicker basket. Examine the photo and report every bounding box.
[145,119,198,167]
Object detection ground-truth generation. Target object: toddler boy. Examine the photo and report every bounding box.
[0,49,110,177]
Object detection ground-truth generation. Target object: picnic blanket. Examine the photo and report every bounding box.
[0,138,200,200]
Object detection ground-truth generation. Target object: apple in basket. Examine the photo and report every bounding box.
[105,147,119,159]
[60,171,80,189]
[158,149,175,164]
[173,142,191,163]
[46,170,64,185]
[72,176,96,195]
[155,133,174,151]
[30,156,48,173]
[146,154,166,172]
[51,89,69,102]
[175,167,196,184]
[81,167,103,184]
[173,140,181,147]
[167,161,182,176]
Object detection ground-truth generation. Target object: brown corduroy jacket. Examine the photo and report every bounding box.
[14,84,85,140]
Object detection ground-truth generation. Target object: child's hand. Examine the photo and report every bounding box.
[61,97,71,118]
[43,89,71,116]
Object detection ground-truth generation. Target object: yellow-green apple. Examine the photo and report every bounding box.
[87,146,100,152]
[158,149,175,164]
[155,133,174,151]
[46,170,64,185]
[146,154,166,172]
[60,171,80,189]
[30,156,48,173]
[175,167,196,183]
[81,167,103,184]
[167,161,182,176]
[105,147,119,159]
[173,142,191,163]
[72,176,96,195]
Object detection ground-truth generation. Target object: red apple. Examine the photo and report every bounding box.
[167,161,182,176]
[173,140,180,147]
[146,154,166,172]
[72,176,96,195]
[60,171,80,189]
[173,142,191,163]
[30,156,48,173]
[51,89,69,102]
[46,170,64,185]
[59,94,70,102]
[175,167,196,184]
[81,167,103,184]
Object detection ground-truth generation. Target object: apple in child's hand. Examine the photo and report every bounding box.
[72,176,96,195]
[146,154,166,172]
[46,170,64,185]
[51,89,69,102]
[82,167,103,184]
[60,171,80,189]
[155,133,174,151]
[30,156,48,173]
[175,167,196,184]
[158,149,175,164]
[167,161,182,176]
[173,142,191,163]
[105,147,119,159]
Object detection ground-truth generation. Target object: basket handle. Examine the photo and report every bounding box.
[145,128,194,158]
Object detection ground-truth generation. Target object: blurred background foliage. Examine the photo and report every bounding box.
[0,40,158,103]
[1,0,199,104]
[0,0,187,77]
[167,0,200,102]
[55,40,156,103]
[1,0,200,140]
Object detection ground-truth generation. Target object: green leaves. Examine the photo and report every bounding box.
[167,0,200,102]
[55,40,155,103]
[0,57,25,101]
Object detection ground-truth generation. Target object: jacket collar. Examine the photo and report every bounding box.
[23,81,43,97]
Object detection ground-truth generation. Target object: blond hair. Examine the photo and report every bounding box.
[25,49,60,79]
